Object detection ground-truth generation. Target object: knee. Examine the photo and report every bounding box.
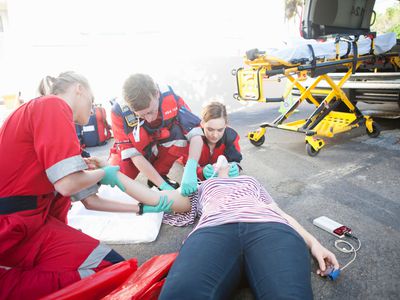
[159,274,195,299]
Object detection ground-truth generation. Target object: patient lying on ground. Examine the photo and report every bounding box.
[87,156,339,299]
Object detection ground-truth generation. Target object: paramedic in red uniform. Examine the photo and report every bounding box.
[109,73,204,196]
[186,101,242,180]
[0,72,134,299]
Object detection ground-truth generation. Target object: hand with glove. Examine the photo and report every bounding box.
[142,195,174,213]
[159,181,175,191]
[228,163,240,178]
[100,165,126,192]
[203,164,217,179]
[181,158,198,196]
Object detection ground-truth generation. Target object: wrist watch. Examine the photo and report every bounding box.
[138,203,144,215]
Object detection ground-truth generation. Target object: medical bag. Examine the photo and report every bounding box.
[80,105,112,147]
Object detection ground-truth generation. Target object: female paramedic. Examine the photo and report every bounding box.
[184,101,242,180]
[87,157,339,299]
[0,72,172,300]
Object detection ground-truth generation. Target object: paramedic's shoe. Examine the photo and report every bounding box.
[81,150,91,158]
[147,176,180,190]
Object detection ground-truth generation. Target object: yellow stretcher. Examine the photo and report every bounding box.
[233,35,400,156]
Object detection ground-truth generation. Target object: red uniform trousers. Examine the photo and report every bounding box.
[0,194,119,300]
[109,144,188,180]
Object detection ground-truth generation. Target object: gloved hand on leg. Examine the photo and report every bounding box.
[100,166,126,192]
[143,195,174,213]
[228,163,240,178]
[203,164,217,179]
[160,181,175,191]
[181,159,198,196]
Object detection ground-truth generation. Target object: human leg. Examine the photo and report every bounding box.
[159,224,242,300]
[0,216,124,300]
[243,222,313,300]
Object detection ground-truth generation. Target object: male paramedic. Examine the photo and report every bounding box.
[109,73,204,196]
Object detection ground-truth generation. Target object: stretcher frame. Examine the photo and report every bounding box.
[233,34,399,156]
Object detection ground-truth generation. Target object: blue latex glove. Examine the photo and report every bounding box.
[100,166,125,192]
[203,164,217,179]
[143,195,173,213]
[228,163,240,178]
[160,181,175,191]
[181,158,198,196]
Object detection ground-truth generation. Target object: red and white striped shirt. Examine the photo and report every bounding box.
[191,175,290,234]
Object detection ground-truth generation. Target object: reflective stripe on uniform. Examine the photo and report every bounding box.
[160,139,188,148]
[121,147,142,160]
[158,83,171,94]
[46,155,87,184]
[71,184,100,202]
[78,243,112,279]
[185,127,204,141]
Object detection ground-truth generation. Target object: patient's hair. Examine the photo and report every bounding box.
[202,101,227,123]
[38,71,90,96]
[123,73,158,111]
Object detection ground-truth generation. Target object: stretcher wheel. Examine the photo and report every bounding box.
[366,122,381,138]
[249,135,265,147]
[306,143,319,157]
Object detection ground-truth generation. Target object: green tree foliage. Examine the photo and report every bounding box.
[284,0,303,21]
[372,3,400,38]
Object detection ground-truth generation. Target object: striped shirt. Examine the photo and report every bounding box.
[192,175,290,234]
[163,176,290,233]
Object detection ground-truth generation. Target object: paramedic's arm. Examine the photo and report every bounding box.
[131,155,167,188]
[188,135,203,161]
[273,205,339,274]
[117,172,191,213]
[82,194,140,213]
[54,169,105,196]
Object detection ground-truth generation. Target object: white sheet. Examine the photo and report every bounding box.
[68,185,163,244]
[265,32,397,63]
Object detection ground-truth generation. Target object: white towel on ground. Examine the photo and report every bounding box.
[68,185,163,244]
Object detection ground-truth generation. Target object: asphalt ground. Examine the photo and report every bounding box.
[89,102,400,300]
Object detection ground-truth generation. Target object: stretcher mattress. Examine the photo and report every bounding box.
[263,32,396,64]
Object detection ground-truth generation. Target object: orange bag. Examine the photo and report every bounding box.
[103,252,178,300]
[40,259,138,300]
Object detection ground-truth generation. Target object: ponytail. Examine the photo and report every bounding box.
[38,76,56,96]
[38,71,90,96]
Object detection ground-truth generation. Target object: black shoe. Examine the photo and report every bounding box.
[147,175,180,190]
[81,150,91,158]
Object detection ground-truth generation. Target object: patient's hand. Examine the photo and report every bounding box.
[310,241,340,276]
[84,157,108,169]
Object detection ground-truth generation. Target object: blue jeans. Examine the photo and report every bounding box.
[159,222,313,300]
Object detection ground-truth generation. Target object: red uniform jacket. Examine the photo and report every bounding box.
[195,126,242,180]
[111,84,202,161]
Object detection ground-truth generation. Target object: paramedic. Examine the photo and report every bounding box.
[0,72,128,299]
[187,101,242,180]
[109,73,203,196]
